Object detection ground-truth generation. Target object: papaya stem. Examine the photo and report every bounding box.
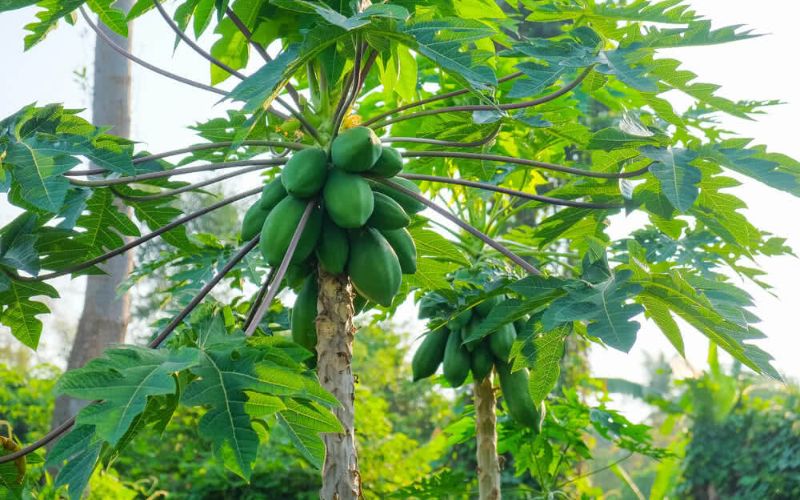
[475,375,502,500]
[0,237,261,465]
[401,150,652,180]
[382,123,500,148]
[10,188,262,282]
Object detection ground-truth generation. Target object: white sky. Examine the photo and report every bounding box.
[0,1,799,385]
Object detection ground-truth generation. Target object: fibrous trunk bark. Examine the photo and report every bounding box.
[475,375,501,500]
[51,3,134,428]
[316,268,360,499]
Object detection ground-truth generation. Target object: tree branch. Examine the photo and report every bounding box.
[133,140,307,164]
[382,123,500,148]
[378,179,542,275]
[401,150,652,180]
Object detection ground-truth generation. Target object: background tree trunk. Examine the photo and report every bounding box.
[51,3,134,428]
[475,375,501,500]
[316,268,360,499]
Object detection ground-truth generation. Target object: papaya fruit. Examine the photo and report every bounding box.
[347,228,401,307]
[470,340,494,381]
[323,168,374,228]
[380,228,417,274]
[259,176,288,211]
[513,316,529,334]
[367,192,410,230]
[370,178,426,214]
[260,197,322,266]
[411,327,449,381]
[353,292,370,315]
[447,309,472,332]
[443,327,471,387]
[368,147,403,177]
[497,361,540,428]
[281,147,328,198]
[460,318,482,352]
[285,259,315,290]
[241,202,270,241]
[331,126,382,172]
[489,322,516,362]
[291,275,318,351]
[316,215,349,274]
[475,294,501,318]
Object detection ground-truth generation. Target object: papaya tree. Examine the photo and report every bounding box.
[1,0,799,499]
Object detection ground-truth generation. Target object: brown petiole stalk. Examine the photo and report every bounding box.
[243,268,277,331]
[331,39,364,138]
[382,123,501,148]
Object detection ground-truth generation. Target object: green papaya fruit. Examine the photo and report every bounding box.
[241,202,270,241]
[323,169,374,228]
[260,197,322,266]
[368,147,403,177]
[460,318,482,352]
[475,294,502,317]
[443,327,471,387]
[331,126,382,172]
[367,192,410,230]
[316,215,349,274]
[259,177,288,211]
[411,327,449,381]
[370,178,426,214]
[353,292,371,315]
[497,361,541,428]
[380,228,417,274]
[281,147,328,198]
[489,322,516,362]
[513,316,529,334]
[291,275,318,351]
[285,259,315,290]
[347,228,401,307]
[470,340,494,381]
[447,308,472,332]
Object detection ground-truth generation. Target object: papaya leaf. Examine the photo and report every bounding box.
[643,146,701,212]
[46,425,103,500]
[277,398,343,468]
[705,140,800,197]
[0,279,58,349]
[22,0,84,49]
[4,140,78,213]
[0,0,38,12]
[510,324,569,406]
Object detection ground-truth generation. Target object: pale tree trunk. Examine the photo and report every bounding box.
[475,375,501,500]
[51,2,134,428]
[316,268,361,499]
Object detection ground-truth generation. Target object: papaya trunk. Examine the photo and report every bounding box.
[475,375,501,500]
[316,268,361,499]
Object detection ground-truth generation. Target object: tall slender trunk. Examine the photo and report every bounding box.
[51,3,134,428]
[475,375,501,500]
[316,268,360,499]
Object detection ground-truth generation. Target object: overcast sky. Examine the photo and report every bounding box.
[0,1,798,386]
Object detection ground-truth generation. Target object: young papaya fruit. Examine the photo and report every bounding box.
[489,322,516,362]
[260,197,322,266]
[331,126,382,172]
[315,215,349,275]
[497,360,541,429]
[259,176,288,211]
[285,259,315,290]
[368,147,403,177]
[281,147,328,198]
[460,317,483,352]
[447,308,472,332]
[411,327,449,381]
[367,192,411,230]
[291,275,318,351]
[241,202,270,241]
[353,292,371,315]
[443,327,471,387]
[475,294,502,317]
[380,228,417,274]
[347,228,401,307]
[470,340,494,381]
[323,168,374,228]
[370,178,426,214]
[513,316,529,334]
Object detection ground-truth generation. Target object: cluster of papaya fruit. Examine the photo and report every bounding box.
[412,292,541,428]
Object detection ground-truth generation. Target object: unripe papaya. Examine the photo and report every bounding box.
[285,259,315,290]
[475,294,502,317]
[513,316,529,334]
[323,169,374,228]
[367,192,410,230]
[331,126,382,172]
[443,327,471,387]
[447,309,472,332]
[291,275,318,351]
[497,361,541,428]
[259,177,288,211]
[470,340,494,381]
[368,147,403,177]
[241,202,270,241]
[353,292,370,315]
[489,322,516,362]
[281,147,328,198]
[347,228,401,307]
[260,197,322,266]
[370,178,426,214]
[411,327,449,381]
[316,215,349,274]
[380,228,417,274]
[460,318,482,352]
